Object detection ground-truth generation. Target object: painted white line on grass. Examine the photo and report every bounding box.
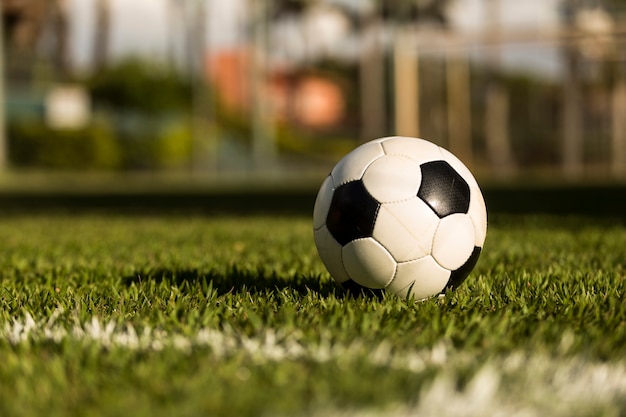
[1,311,452,370]
[2,312,626,416]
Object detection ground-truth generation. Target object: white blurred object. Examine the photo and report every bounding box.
[45,85,91,129]
[575,7,613,35]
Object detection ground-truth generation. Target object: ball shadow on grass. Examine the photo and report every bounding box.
[340,280,386,300]
[120,266,363,299]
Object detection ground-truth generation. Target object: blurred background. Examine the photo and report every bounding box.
[2,0,626,197]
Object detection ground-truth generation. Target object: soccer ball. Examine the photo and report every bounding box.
[313,136,487,301]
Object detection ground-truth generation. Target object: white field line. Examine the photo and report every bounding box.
[1,311,449,368]
[2,311,626,416]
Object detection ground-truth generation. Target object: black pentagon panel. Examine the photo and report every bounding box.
[443,246,482,293]
[417,160,470,218]
[326,180,380,246]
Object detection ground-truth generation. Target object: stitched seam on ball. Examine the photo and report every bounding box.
[473,213,488,247]
[381,139,448,165]
[338,248,351,283]
[365,206,399,288]
[331,144,385,188]
[467,212,480,247]
[371,153,421,204]
[346,235,396,289]
[374,201,381,223]
[397,254,430,265]
[380,203,432,258]
[430,219,443,268]
[385,153,426,166]
[382,195,416,205]
[379,136,402,154]
[388,264,399,288]
[386,254,430,288]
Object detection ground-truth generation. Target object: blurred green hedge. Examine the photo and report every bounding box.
[8,116,194,171]
[8,119,122,170]
[7,59,196,171]
[116,115,194,170]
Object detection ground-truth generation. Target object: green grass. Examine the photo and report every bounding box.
[0,214,625,417]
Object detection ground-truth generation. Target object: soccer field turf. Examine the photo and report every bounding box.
[0,213,625,416]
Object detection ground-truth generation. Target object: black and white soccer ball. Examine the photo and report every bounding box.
[313,136,487,301]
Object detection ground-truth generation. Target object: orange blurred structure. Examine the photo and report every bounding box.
[207,49,345,129]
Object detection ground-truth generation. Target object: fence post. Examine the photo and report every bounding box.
[562,45,583,178]
[0,10,6,172]
[249,0,276,173]
[612,76,626,177]
[360,18,387,142]
[484,0,515,176]
[393,27,419,138]
[446,53,472,167]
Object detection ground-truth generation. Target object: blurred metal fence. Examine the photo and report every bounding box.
[2,0,626,186]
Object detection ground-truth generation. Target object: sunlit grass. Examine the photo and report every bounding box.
[0,214,625,416]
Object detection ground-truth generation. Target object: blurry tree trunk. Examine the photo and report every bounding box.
[189,0,216,173]
[446,54,472,167]
[360,18,387,142]
[184,2,196,78]
[52,0,70,80]
[612,75,626,177]
[393,27,419,138]
[562,45,583,178]
[93,0,110,71]
[484,0,515,176]
[561,0,584,178]
[485,83,513,170]
[166,0,183,68]
[0,12,7,172]
[4,0,46,82]
[249,0,276,171]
